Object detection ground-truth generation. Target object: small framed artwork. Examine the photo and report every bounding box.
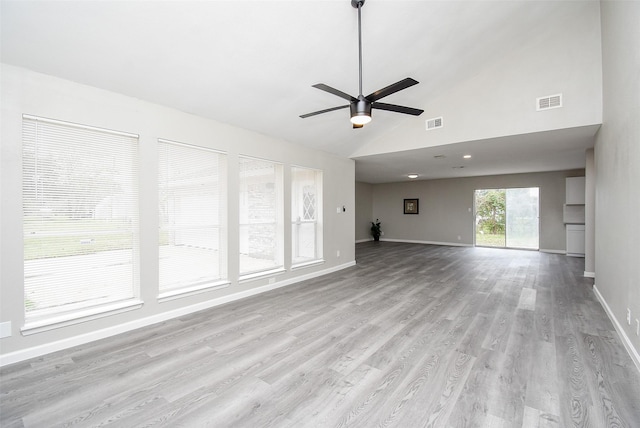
[404,198,419,214]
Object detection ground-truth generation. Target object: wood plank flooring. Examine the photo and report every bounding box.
[2,242,639,427]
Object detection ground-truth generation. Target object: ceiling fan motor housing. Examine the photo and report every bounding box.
[351,96,372,120]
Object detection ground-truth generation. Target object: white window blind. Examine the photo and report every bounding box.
[239,157,283,276]
[158,140,227,295]
[291,166,323,266]
[22,116,139,322]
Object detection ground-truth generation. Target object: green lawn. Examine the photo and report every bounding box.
[476,232,505,247]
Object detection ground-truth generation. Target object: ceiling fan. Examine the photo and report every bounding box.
[300,0,424,128]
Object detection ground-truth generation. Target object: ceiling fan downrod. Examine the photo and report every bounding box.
[353,0,365,97]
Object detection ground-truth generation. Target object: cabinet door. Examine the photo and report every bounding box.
[566,177,586,205]
[566,225,585,256]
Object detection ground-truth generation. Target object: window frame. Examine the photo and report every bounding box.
[238,155,284,280]
[157,139,229,301]
[21,114,141,334]
[290,165,324,269]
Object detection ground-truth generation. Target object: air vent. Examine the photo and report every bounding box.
[426,116,443,130]
[536,93,562,111]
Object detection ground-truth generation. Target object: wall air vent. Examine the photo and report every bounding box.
[536,93,562,111]
[425,116,443,130]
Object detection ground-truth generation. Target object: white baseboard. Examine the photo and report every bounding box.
[584,271,595,278]
[539,249,566,254]
[380,238,472,247]
[0,261,356,368]
[355,238,371,243]
[593,284,640,373]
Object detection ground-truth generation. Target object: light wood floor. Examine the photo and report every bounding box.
[2,242,639,427]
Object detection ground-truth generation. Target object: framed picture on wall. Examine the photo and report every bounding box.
[404,198,419,214]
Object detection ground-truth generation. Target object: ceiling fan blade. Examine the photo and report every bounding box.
[312,84,358,102]
[366,78,419,102]
[300,104,350,119]
[372,102,424,116]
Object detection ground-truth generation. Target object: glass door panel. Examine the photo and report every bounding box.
[505,187,539,249]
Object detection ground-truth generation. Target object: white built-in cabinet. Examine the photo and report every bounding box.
[564,177,585,257]
[566,177,586,204]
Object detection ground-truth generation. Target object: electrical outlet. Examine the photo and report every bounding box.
[336,250,340,257]
[636,319,639,336]
[627,308,632,325]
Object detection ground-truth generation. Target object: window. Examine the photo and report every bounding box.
[22,115,139,328]
[238,157,283,277]
[158,140,227,297]
[291,166,323,266]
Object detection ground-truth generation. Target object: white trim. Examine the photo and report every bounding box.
[355,238,371,243]
[0,261,356,367]
[158,281,230,303]
[23,114,138,138]
[158,138,227,155]
[593,284,640,373]
[584,271,595,278]
[21,300,144,336]
[239,267,286,283]
[291,259,325,271]
[539,249,566,254]
[380,238,473,247]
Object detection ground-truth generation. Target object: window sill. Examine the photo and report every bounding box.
[239,267,286,283]
[158,280,230,303]
[291,259,325,271]
[22,299,144,336]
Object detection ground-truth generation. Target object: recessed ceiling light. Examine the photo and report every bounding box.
[463,154,472,159]
[407,174,419,179]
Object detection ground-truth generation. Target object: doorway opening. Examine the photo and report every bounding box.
[474,187,539,250]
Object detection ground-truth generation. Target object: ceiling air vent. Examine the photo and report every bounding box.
[426,116,443,130]
[537,93,562,111]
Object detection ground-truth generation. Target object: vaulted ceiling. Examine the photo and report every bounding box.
[1,0,602,183]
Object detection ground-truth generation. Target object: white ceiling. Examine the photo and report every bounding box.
[1,0,598,183]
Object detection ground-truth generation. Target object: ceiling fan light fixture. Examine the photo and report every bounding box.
[350,99,372,125]
[350,113,372,126]
[299,0,423,125]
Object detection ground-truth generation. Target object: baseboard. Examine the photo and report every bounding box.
[355,238,371,243]
[584,271,595,278]
[539,249,566,254]
[593,284,640,373]
[0,260,356,367]
[380,238,473,247]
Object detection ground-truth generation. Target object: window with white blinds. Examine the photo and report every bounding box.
[158,139,227,296]
[238,156,283,277]
[22,115,139,324]
[291,166,323,266]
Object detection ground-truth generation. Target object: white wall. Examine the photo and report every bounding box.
[367,170,584,252]
[355,181,373,242]
[351,0,602,158]
[594,1,640,368]
[0,64,355,363]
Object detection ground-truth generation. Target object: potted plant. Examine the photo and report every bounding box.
[371,219,381,241]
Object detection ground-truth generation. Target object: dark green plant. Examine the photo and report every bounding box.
[476,189,506,234]
[371,219,381,241]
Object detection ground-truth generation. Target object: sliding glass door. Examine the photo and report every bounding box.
[475,187,539,250]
